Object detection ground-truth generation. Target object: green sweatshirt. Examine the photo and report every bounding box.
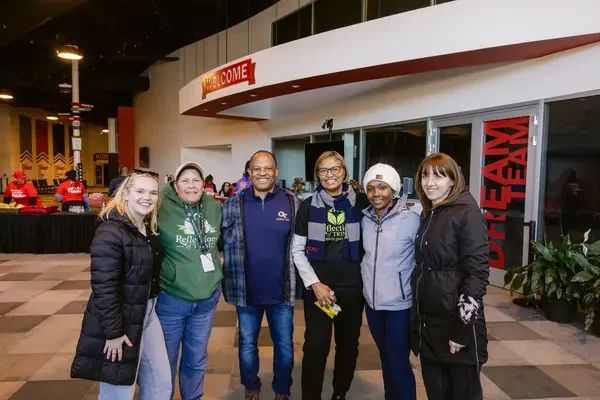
[157,182,223,302]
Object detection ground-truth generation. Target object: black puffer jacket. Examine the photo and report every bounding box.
[70,211,155,385]
[410,191,489,365]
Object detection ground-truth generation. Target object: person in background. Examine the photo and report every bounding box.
[222,150,300,400]
[70,169,171,400]
[218,182,233,197]
[108,166,130,197]
[156,162,223,400]
[411,153,489,400]
[3,170,39,206]
[204,175,217,193]
[361,164,420,400]
[235,160,252,193]
[56,169,90,212]
[292,151,368,400]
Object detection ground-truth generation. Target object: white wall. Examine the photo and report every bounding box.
[180,146,234,189]
[134,0,600,187]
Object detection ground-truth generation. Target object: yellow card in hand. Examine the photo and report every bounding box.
[314,302,342,319]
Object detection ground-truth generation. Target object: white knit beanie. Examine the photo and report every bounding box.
[363,163,402,198]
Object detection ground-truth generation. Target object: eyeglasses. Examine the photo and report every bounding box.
[318,166,342,177]
[132,169,159,179]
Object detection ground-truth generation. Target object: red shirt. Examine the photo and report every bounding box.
[56,180,87,203]
[4,181,38,206]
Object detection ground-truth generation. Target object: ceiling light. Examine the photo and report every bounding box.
[101,129,109,133]
[0,89,14,100]
[46,116,59,121]
[56,45,83,60]
[249,94,257,98]
[202,109,209,112]
[221,102,227,105]
[292,84,300,89]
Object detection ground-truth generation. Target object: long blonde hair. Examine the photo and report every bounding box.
[100,171,160,234]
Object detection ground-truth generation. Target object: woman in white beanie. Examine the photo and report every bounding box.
[361,163,420,400]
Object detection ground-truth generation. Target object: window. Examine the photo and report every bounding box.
[542,95,600,244]
[439,124,472,185]
[365,121,427,185]
[314,0,362,34]
[367,0,431,21]
[272,5,312,46]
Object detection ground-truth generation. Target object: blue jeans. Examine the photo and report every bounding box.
[236,303,294,395]
[156,288,221,400]
[99,298,172,400]
[365,306,416,400]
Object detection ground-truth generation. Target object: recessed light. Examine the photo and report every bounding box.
[203,108,209,112]
[221,102,227,105]
[46,116,58,120]
[249,94,257,98]
[101,129,109,133]
[292,84,300,89]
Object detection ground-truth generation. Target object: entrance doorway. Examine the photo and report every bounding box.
[431,107,541,287]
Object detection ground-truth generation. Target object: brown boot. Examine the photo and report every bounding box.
[245,390,260,400]
[274,395,290,400]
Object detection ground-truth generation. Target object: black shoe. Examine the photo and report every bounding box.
[331,395,346,400]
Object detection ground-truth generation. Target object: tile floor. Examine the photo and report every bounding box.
[0,253,599,399]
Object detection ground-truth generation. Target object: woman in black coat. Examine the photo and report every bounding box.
[70,170,172,400]
[411,153,489,400]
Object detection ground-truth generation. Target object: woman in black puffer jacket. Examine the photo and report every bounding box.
[411,153,489,400]
[71,170,171,400]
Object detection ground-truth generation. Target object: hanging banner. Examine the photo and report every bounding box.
[35,120,50,179]
[18,116,34,173]
[202,58,256,99]
[68,127,74,168]
[53,124,67,179]
[480,116,529,271]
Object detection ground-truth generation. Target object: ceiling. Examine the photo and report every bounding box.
[0,0,278,125]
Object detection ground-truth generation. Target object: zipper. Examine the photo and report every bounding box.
[399,271,406,300]
[372,217,381,311]
[473,325,480,364]
[416,210,435,350]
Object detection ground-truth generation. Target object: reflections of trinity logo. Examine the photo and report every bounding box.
[326,209,345,240]
[177,216,218,235]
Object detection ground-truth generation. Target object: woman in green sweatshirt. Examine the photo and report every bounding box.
[155,162,223,400]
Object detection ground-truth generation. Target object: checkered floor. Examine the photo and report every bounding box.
[0,254,599,399]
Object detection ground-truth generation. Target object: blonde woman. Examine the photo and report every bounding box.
[71,169,172,400]
[292,151,369,400]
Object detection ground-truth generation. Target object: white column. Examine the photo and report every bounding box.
[108,118,117,153]
[71,59,82,180]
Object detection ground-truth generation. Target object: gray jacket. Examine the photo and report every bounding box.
[361,199,420,311]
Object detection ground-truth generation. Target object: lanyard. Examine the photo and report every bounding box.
[184,204,208,255]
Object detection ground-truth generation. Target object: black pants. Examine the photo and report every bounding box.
[301,289,364,400]
[420,357,483,400]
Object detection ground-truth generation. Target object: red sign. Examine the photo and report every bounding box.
[480,116,529,270]
[202,59,256,99]
[93,153,109,162]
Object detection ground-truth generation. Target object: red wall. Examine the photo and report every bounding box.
[118,106,135,168]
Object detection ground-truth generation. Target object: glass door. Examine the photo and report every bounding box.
[431,107,541,287]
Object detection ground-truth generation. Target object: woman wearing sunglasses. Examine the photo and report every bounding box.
[71,169,171,399]
[292,151,369,400]
[360,163,420,400]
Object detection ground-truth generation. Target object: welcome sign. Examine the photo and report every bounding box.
[202,58,256,99]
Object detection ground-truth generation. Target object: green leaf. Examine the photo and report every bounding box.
[546,282,557,298]
[532,241,555,262]
[545,269,556,286]
[530,268,542,297]
[556,286,564,299]
[573,271,594,283]
[585,310,595,332]
[336,212,345,225]
[327,210,337,225]
[573,253,591,269]
[504,268,516,286]
[511,274,525,293]
[584,293,597,307]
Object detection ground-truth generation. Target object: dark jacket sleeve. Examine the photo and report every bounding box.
[452,205,490,345]
[108,179,117,197]
[90,224,125,340]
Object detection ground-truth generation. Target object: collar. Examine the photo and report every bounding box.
[246,185,280,201]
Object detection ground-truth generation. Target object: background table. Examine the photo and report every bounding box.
[0,212,98,253]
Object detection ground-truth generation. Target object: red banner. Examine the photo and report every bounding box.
[202,59,256,99]
[480,116,529,270]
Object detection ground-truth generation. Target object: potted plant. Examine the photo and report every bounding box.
[504,234,587,323]
[571,233,600,331]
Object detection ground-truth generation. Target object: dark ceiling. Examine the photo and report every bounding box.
[0,0,278,125]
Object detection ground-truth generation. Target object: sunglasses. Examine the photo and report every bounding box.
[131,169,159,179]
